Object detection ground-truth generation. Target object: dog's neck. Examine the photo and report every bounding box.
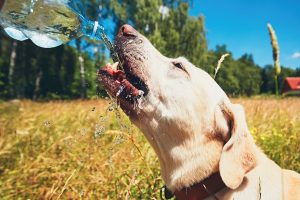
[161,139,224,192]
[134,116,224,192]
[171,171,227,200]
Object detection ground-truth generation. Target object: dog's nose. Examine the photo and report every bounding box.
[119,24,138,37]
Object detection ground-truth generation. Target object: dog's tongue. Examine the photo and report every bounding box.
[100,63,140,97]
[120,79,140,97]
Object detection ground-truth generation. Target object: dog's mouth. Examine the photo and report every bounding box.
[97,25,149,109]
[98,60,148,104]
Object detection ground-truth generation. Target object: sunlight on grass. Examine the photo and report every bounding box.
[0,98,299,199]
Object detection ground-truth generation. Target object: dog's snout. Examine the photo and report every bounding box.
[119,24,138,37]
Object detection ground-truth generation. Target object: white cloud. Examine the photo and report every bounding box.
[291,52,300,59]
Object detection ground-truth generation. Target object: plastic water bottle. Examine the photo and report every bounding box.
[0,0,119,62]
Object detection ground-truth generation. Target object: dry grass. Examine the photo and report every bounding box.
[0,98,299,199]
[234,97,300,170]
[214,53,230,79]
[267,23,281,96]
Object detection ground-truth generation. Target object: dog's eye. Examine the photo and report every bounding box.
[173,62,188,73]
[173,62,184,70]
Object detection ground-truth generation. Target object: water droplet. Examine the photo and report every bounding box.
[44,120,51,126]
[94,125,105,138]
[116,85,125,97]
[80,190,84,197]
[114,135,124,145]
[30,0,38,13]
[80,128,87,136]
[138,90,144,96]
[134,90,145,110]
[137,39,143,44]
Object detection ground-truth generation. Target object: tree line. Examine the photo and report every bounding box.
[0,0,299,100]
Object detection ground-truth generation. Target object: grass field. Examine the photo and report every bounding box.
[0,98,300,199]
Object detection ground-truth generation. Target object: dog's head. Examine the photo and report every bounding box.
[98,25,226,124]
[98,25,257,190]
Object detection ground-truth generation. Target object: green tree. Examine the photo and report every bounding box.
[209,45,240,96]
[235,54,262,96]
[0,1,298,100]
[107,0,208,69]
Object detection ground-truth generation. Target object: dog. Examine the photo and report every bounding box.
[98,24,300,200]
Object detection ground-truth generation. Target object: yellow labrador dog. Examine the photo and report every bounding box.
[98,25,300,200]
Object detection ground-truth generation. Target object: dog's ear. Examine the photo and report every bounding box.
[218,100,257,189]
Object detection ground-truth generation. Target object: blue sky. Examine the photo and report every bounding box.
[190,0,300,69]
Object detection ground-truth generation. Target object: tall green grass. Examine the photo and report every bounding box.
[0,98,299,199]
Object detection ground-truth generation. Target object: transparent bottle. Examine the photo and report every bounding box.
[0,0,119,62]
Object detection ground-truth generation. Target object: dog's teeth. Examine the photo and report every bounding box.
[138,90,144,97]
[112,62,119,70]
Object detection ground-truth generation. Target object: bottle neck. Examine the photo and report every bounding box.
[0,0,5,11]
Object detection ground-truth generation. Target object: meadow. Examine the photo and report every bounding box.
[0,98,299,199]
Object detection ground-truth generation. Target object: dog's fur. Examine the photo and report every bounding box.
[100,25,300,200]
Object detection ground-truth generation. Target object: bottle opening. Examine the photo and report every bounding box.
[0,0,4,11]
